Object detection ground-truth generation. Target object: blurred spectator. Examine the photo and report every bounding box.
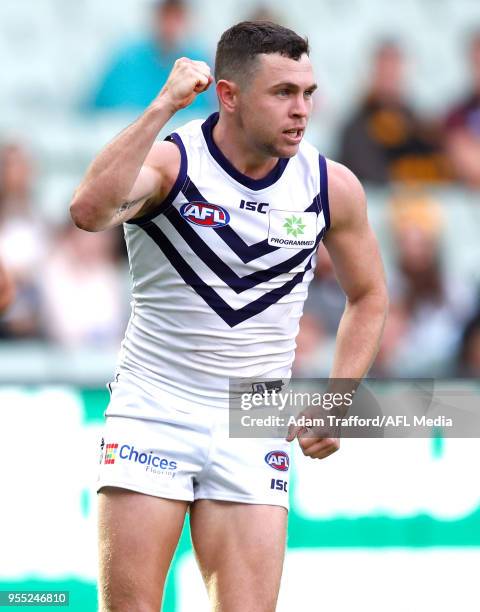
[444,31,480,189]
[89,0,214,115]
[296,246,345,378]
[247,6,284,23]
[338,41,450,184]
[0,259,14,314]
[371,301,409,377]
[373,192,476,376]
[0,143,47,339]
[292,312,332,377]
[304,244,345,336]
[39,224,127,348]
[456,310,480,377]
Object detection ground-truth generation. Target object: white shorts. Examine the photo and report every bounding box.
[97,374,290,509]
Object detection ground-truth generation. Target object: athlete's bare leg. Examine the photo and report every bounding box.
[190,500,288,612]
[98,487,188,612]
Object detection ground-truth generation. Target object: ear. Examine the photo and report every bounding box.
[216,79,239,113]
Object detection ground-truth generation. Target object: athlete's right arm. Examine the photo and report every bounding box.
[70,58,213,231]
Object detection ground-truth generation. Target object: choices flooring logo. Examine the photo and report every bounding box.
[101,441,178,479]
[104,443,119,465]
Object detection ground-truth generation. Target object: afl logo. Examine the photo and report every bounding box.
[180,202,230,227]
[265,450,289,471]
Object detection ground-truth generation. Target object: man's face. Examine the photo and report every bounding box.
[235,53,316,158]
[155,6,187,48]
[372,46,405,100]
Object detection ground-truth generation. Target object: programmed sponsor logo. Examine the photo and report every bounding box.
[103,442,178,477]
[265,450,290,471]
[269,237,315,247]
[283,215,306,238]
[180,202,230,227]
[267,210,317,249]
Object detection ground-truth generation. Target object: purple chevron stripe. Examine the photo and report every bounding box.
[164,205,323,293]
[181,178,321,263]
[141,221,315,327]
[319,154,330,231]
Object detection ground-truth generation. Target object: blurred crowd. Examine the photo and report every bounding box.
[0,142,128,347]
[1,0,480,379]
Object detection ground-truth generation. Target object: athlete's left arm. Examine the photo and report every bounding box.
[286,162,388,459]
[322,160,389,380]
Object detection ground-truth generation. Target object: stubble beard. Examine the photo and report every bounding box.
[236,104,282,159]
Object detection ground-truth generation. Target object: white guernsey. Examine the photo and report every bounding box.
[114,112,330,409]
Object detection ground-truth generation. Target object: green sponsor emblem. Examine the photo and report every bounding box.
[283,215,306,238]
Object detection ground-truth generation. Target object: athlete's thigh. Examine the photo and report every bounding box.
[190,500,288,612]
[98,487,188,612]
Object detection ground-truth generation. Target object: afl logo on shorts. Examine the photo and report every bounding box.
[180,202,230,227]
[265,450,289,471]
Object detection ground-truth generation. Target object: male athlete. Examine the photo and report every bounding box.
[71,21,387,612]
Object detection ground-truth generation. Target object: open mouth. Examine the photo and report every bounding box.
[283,128,304,141]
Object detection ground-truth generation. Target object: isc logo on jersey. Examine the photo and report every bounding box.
[265,450,289,471]
[180,202,230,227]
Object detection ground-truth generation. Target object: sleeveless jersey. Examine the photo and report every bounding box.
[115,112,330,408]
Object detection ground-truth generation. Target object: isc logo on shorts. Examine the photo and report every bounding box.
[265,450,289,471]
[180,202,230,227]
[270,478,288,492]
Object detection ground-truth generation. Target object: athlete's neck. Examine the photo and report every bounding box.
[212,117,278,179]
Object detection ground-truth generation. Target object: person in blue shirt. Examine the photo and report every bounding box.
[90,0,214,116]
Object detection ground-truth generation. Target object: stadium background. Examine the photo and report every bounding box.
[1,0,480,609]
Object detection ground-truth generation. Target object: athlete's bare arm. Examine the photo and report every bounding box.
[323,160,388,379]
[70,58,213,231]
[287,161,388,458]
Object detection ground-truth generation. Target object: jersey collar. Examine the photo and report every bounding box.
[201,112,290,191]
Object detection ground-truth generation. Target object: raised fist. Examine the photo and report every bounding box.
[157,57,213,111]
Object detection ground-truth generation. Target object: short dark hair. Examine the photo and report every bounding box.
[155,0,186,13]
[215,21,309,84]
